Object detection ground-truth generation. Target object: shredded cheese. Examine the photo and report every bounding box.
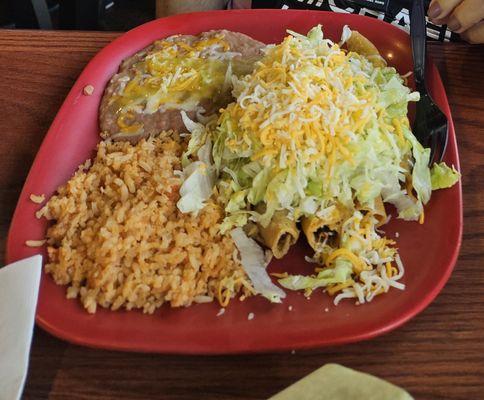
[325,248,366,273]
[111,33,239,133]
[327,280,354,296]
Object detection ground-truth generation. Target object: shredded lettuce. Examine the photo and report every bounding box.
[406,132,432,204]
[181,111,208,168]
[230,228,286,303]
[176,161,215,214]
[431,163,460,190]
[176,122,216,214]
[208,25,430,232]
[339,25,352,46]
[279,260,353,291]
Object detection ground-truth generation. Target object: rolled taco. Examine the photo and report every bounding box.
[345,30,386,68]
[258,210,299,259]
[243,221,260,240]
[373,195,387,227]
[301,204,346,251]
[357,196,387,227]
[302,217,335,251]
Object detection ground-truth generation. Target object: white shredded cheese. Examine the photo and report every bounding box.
[216,308,225,317]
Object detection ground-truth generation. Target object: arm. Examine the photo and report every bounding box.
[156,0,227,17]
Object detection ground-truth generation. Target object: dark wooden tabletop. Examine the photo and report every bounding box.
[0,29,483,400]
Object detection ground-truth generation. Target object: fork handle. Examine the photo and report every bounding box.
[410,0,427,91]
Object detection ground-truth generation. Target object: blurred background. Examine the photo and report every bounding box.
[0,1,423,33]
[0,0,235,30]
[0,0,156,31]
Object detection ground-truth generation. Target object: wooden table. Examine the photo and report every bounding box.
[0,30,483,400]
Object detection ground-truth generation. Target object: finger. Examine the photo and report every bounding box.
[430,15,450,26]
[460,20,484,43]
[428,0,461,20]
[447,0,484,33]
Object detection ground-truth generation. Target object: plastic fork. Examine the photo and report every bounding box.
[410,0,448,164]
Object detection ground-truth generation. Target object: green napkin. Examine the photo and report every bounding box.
[269,364,413,400]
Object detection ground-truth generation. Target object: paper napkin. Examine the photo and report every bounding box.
[269,363,414,400]
[0,255,42,400]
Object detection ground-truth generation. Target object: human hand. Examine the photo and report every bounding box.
[428,0,484,43]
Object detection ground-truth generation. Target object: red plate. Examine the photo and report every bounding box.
[6,10,462,354]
